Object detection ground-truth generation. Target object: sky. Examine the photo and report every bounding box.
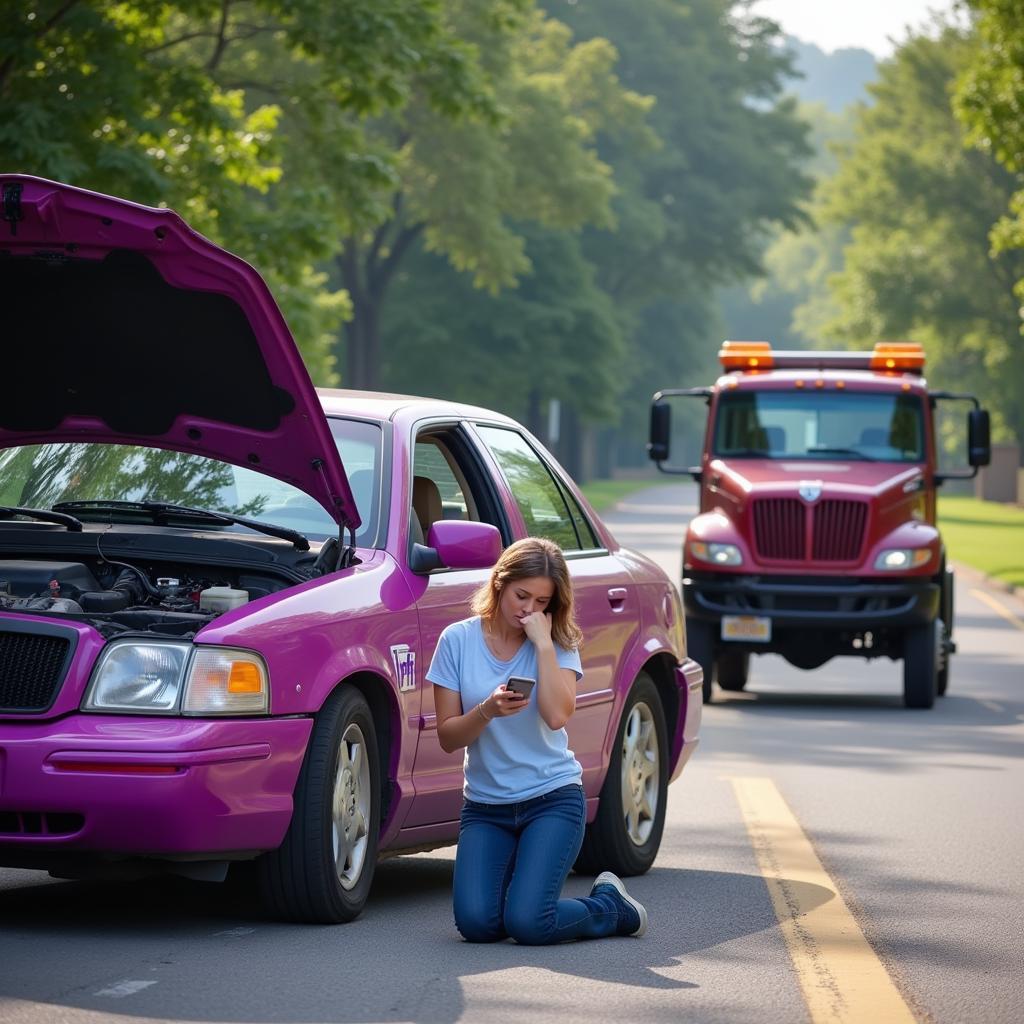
[751,0,964,58]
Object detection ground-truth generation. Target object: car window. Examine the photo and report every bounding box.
[0,418,383,547]
[474,426,581,551]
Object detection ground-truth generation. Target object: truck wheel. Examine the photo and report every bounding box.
[903,622,938,709]
[686,619,715,703]
[938,565,954,696]
[574,673,668,877]
[716,651,749,691]
[937,618,950,697]
[258,686,381,922]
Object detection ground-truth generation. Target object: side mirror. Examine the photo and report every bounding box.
[968,409,991,467]
[413,520,502,573]
[648,401,671,462]
[648,388,711,479]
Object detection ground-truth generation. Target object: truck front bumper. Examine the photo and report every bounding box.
[0,715,312,870]
[684,573,940,631]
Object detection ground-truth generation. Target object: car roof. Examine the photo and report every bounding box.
[316,388,521,425]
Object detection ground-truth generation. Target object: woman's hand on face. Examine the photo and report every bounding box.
[519,610,553,649]
[484,683,529,719]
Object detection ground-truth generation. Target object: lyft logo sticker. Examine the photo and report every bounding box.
[390,644,417,692]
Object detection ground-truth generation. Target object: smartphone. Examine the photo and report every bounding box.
[505,676,536,698]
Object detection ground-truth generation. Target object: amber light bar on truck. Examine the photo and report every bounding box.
[718,341,926,374]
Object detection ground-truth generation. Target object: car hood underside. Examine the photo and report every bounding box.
[0,174,359,529]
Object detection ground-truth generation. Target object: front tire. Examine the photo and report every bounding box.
[903,621,938,709]
[574,673,668,877]
[716,650,750,691]
[258,686,381,922]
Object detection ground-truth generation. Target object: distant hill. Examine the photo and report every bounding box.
[781,36,877,111]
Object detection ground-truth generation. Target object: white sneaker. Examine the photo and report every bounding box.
[591,871,648,937]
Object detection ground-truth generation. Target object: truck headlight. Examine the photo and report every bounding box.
[874,548,932,570]
[84,643,269,715]
[691,541,743,566]
[84,642,190,713]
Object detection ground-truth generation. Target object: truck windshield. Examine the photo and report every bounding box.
[713,391,925,462]
[0,417,382,545]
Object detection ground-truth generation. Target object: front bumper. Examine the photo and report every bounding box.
[683,572,940,630]
[0,715,312,866]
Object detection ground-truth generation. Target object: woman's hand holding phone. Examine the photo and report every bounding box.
[482,682,530,719]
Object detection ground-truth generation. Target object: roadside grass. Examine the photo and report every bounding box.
[580,478,674,513]
[938,496,1024,590]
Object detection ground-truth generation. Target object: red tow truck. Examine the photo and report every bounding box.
[649,341,991,708]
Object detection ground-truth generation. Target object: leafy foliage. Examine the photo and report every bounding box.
[1,1,493,380]
[816,30,1024,442]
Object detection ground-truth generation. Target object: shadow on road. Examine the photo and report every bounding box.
[0,860,826,1022]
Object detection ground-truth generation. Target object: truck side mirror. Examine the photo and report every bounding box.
[968,409,991,467]
[647,388,711,478]
[648,401,671,462]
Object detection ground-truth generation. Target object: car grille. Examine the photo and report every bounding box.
[0,811,85,836]
[0,629,73,712]
[751,498,867,563]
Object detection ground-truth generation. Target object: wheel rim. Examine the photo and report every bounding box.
[331,722,371,891]
[620,700,660,847]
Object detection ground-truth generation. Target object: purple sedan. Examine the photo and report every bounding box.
[0,175,702,922]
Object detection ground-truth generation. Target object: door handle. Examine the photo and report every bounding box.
[607,587,628,611]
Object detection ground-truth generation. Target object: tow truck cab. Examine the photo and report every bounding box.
[649,341,991,709]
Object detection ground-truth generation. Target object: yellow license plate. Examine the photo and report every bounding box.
[721,615,771,642]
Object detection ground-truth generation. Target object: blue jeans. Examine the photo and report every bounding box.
[452,783,621,944]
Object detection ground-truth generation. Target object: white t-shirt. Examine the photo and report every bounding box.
[426,616,584,803]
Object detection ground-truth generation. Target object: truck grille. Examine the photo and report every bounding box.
[812,500,867,561]
[0,629,73,712]
[752,498,805,560]
[751,498,868,563]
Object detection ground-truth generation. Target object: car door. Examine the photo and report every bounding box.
[403,422,515,829]
[471,424,640,797]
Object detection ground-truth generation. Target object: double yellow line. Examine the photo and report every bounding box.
[730,778,919,1023]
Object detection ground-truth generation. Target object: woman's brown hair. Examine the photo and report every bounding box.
[471,537,583,651]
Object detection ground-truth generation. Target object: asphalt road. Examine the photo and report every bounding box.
[1,482,1022,1024]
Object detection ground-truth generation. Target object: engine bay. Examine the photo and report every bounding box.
[0,551,294,638]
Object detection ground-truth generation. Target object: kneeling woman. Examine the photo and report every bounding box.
[427,536,646,944]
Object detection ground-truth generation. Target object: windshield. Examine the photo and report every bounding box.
[0,418,383,545]
[713,391,925,462]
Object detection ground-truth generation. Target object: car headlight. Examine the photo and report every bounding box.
[84,643,269,715]
[691,541,743,566]
[84,642,190,713]
[874,548,932,570]
[182,648,269,716]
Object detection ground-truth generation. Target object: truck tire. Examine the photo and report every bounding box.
[937,566,954,696]
[716,651,750,691]
[258,686,381,922]
[574,673,668,877]
[903,621,938,709]
[686,619,715,703]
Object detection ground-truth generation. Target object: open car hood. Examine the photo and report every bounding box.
[0,174,358,529]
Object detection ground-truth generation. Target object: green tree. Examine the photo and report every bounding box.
[544,0,814,464]
[1,1,493,380]
[955,1,1024,323]
[818,30,1024,442]
[382,225,625,448]
[339,0,651,390]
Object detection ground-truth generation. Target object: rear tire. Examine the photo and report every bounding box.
[686,618,715,703]
[574,674,668,877]
[903,621,938,709]
[716,651,750,691]
[258,686,381,922]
